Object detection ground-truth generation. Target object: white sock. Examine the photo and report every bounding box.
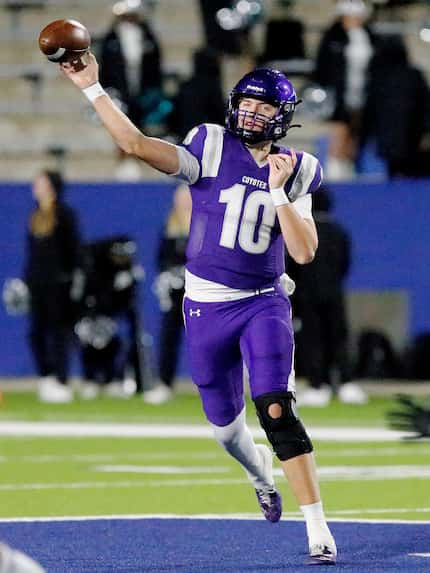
[300,501,336,552]
[212,409,270,488]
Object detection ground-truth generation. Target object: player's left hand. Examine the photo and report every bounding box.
[268,150,297,189]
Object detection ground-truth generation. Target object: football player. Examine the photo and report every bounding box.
[60,54,337,565]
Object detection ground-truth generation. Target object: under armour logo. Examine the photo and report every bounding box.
[189,308,201,317]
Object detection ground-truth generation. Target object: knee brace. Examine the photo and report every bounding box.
[254,391,313,461]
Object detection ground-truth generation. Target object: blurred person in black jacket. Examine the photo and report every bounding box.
[99,0,164,180]
[288,187,367,407]
[146,184,192,404]
[25,170,80,403]
[313,0,375,181]
[75,236,145,400]
[169,47,225,140]
[360,34,430,178]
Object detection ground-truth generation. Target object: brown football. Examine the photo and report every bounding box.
[39,19,90,70]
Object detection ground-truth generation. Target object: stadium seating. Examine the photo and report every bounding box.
[0,0,428,180]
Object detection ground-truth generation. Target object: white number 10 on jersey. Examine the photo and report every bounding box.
[219,184,277,255]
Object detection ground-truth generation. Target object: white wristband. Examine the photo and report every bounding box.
[82,82,106,103]
[270,186,290,208]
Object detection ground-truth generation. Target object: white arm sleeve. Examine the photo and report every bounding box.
[292,194,313,220]
[172,146,200,185]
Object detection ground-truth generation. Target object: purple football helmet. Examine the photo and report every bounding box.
[225,68,298,145]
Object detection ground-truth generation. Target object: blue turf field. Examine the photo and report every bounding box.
[1,518,429,572]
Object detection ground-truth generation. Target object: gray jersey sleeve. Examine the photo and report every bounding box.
[172,145,200,185]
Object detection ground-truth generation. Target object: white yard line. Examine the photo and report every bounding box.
[330,508,430,515]
[0,452,223,463]
[0,421,413,441]
[0,447,427,464]
[93,465,229,474]
[94,463,430,480]
[1,459,430,492]
[0,478,247,491]
[275,465,430,480]
[0,513,428,525]
[318,446,430,457]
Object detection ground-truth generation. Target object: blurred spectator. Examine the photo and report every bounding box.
[146,184,192,404]
[199,0,247,56]
[169,48,225,140]
[258,0,306,67]
[99,0,164,180]
[288,187,367,407]
[355,328,400,379]
[313,0,375,180]
[75,236,146,399]
[25,170,80,403]
[199,0,264,73]
[360,34,430,178]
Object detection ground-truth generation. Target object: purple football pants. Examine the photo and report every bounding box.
[183,286,295,427]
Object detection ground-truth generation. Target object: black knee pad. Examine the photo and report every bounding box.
[254,391,313,461]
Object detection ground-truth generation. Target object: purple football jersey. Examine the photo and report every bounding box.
[180,123,322,289]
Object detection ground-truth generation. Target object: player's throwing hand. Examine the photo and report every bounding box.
[60,51,99,89]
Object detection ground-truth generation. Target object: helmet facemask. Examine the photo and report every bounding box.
[227,94,297,145]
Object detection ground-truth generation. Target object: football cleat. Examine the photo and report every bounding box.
[247,444,282,522]
[307,543,337,566]
[255,486,282,523]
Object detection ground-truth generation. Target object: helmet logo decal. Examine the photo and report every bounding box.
[246,84,265,92]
